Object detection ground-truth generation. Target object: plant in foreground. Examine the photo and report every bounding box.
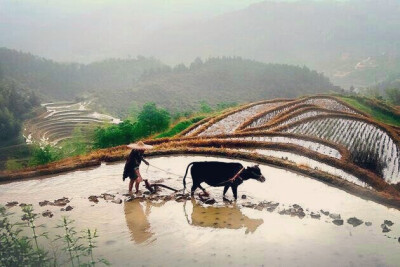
[0,205,109,266]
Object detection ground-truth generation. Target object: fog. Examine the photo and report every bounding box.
[1,0,399,88]
[0,0,264,62]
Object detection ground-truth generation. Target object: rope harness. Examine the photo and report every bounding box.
[216,167,245,186]
[147,163,187,178]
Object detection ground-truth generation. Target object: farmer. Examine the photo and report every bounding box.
[123,141,153,194]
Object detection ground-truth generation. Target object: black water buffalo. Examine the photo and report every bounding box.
[183,161,266,200]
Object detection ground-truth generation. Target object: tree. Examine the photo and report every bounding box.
[29,145,60,166]
[361,87,383,100]
[173,64,188,72]
[135,103,170,137]
[385,88,400,105]
[92,103,171,149]
[199,101,213,113]
[190,57,203,70]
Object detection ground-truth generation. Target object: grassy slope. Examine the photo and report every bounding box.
[339,96,400,127]
[155,116,206,138]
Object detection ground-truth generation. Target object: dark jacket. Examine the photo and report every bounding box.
[123,150,145,181]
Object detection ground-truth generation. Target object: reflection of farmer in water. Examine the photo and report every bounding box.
[123,141,152,194]
[189,199,263,234]
[124,199,166,244]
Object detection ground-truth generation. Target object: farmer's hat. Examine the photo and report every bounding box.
[127,141,153,150]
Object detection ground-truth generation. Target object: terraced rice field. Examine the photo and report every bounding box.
[270,108,330,128]
[240,96,360,131]
[2,95,400,267]
[197,101,288,136]
[281,116,400,183]
[162,95,400,191]
[25,101,120,145]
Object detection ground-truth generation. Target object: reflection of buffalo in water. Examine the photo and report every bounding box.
[123,199,166,244]
[189,199,263,234]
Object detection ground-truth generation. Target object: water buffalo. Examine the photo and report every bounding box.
[183,161,266,200]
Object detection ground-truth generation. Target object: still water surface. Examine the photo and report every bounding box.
[1,156,399,266]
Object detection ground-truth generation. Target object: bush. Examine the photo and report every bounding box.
[156,116,205,138]
[5,159,23,171]
[59,127,93,157]
[93,120,136,149]
[29,145,61,166]
[216,101,238,111]
[93,102,171,149]
[385,88,400,105]
[200,101,213,113]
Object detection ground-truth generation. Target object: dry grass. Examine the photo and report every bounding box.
[297,163,310,169]
[145,131,352,161]
[1,143,400,208]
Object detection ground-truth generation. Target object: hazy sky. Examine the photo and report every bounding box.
[0,0,263,61]
[0,0,349,63]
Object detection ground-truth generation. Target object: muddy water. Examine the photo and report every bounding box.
[1,156,400,266]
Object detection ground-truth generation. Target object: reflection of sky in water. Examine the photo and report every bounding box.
[1,156,400,266]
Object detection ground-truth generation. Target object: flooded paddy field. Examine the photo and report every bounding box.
[1,155,400,266]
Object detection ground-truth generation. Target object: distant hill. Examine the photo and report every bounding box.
[0,48,166,101]
[0,48,338,117]
[135,0,400,89]
[376,73,400,92]
[105,57,338,115]
[2,1,400,89]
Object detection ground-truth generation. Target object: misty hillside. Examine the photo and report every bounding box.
[137,0,400,89]
[101,57,338,115]
[0,49,337,117]
[0,48,166,100]
[377,73,400,93]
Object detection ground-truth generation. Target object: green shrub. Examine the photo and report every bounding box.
[385,88,400,105]
[59,127,93,158]
[29,145,61,166]
[93,102,171,149]
[200,101,213,113]
[156,116,205,138]
[216,101,238,111]
[5,158,23,171]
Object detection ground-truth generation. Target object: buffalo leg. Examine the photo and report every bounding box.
[223,185,230,196]
[223,185,230,201]
[191,184,198,196]
[198,184,209,196]
[231,185,238,200]
[198,184,206,191]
